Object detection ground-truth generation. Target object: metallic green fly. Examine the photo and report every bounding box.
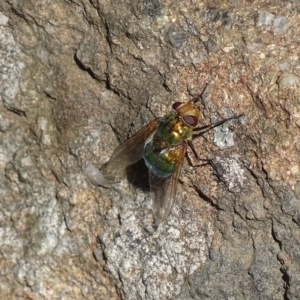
[101,96,242,226]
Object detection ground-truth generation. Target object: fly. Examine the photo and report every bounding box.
[101,93,243,226]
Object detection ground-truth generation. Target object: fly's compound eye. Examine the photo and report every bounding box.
[182,114,198,127]
[172,102,183,111]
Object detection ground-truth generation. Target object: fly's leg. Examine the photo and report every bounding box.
[193,113,244,136]
[188,140,209,161]
[187,140,210,167]
[189,113,243,166]
[189,83,209,104]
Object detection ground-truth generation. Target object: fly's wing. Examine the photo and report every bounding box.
[149,142,187,226]
[101,118,160,177]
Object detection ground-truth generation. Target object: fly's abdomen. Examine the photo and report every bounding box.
[144,142,175,178]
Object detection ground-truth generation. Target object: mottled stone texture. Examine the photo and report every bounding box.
[0,1,299,299]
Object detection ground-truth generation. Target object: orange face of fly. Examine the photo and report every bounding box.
[171,101,200,128]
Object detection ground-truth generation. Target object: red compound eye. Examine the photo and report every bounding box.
[182,114,198,127]
[172,102,183,111]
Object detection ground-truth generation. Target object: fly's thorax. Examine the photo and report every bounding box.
[156,112,194,146]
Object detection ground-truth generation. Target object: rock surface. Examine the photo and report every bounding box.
[0,1,299,299]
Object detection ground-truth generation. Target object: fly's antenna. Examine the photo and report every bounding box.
[189,83,209,104]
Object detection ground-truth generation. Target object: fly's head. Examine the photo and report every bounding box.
[172,101,200,128]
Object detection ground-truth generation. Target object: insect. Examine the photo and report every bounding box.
[101,93,242,226]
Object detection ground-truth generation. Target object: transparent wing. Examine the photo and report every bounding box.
[102,118,160,175]
[149,142,187,226]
